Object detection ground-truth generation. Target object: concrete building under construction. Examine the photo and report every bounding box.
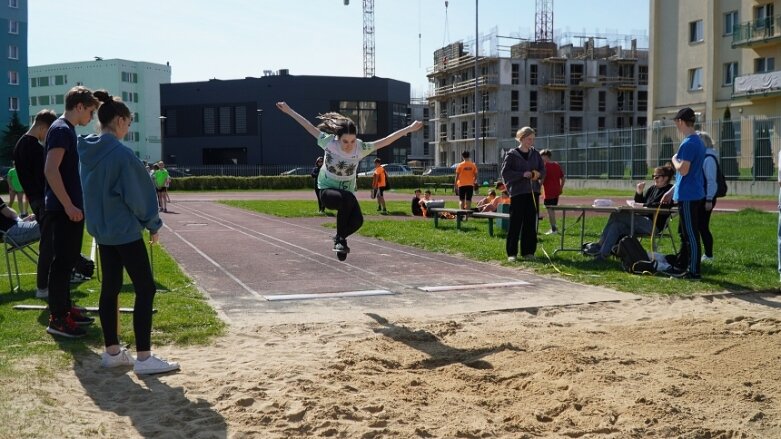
[426,34,649,166]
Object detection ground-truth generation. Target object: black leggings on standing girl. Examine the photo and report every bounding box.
[98,239,156,352]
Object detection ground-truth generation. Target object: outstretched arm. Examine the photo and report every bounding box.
[276,102,320,138]
[374,121,424,150]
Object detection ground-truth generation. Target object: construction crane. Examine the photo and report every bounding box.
[344,0,375,77]
[535,0,553,42]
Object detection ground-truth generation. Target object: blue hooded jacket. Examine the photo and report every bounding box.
[77,133,162,245]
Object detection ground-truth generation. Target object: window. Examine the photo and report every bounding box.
[689,68,704,90]
[7,71,18,85]
[203,107,216,134]
[30,77,36,87]
[511,63,519,85]
[639,66,649,85]
[8,97,18,111]
[461,121,468,139]
[38,95,50,106]
[529,64,538,85]
[8,20,18,35]
[510,116,519,136]
[55,94,63,105]
[37,76,49,87]
[724,11,738,35]
[219,107,232,134]
[30,96,36,106]
[7,45,17,60]
[55,75,66,85]
[569,64,584,85]
[598,64,607,80]
[8,0,18,8]
[755,57,775,73]
[755,4,774,28]
[235,106,247,134]
[598,116,606,130]
[511,90,519,112]
[689,20,704,43]
[598,91,606,112]
[638,91,648,112]
[529,116,537,129]
[569,117,583,133]
[339,101,377,134]
[569,90,583,111]
[481,92,489,111]
[529,90,537,112]
[723,62,738,85]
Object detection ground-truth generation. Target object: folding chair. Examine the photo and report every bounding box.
[1,230,39,292]
[639,213,677,254]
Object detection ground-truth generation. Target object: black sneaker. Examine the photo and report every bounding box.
[69,307,95,326]
[663,266,701,280]
[46,315,87,338]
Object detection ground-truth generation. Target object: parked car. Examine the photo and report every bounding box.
[357,163,414,177]
[167,167,192,178]
[422,166,454,177]
[280,167,312,176]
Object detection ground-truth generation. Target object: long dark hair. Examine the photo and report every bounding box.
[316,112,356,137]
[93,90,131,127]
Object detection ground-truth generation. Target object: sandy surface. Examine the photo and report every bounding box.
[5,293,781,438]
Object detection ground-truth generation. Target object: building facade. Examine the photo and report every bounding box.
[159,72,412,168]
[408,98,434,166]
[649,0,780,179]
[28,59,171,161]
[1,0,27,134]
[427,38,649,166]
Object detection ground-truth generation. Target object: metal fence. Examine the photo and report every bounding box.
[496,115,780,180]
[170,115,779,181]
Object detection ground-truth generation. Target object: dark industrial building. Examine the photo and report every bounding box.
[159,72,412,168]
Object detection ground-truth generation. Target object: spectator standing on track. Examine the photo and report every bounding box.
[78,90,179,375]
[276,101,422,261]
[501,127,545,262]
[540,149,565,235]
[311,156,324,213]
[371,158,388,214]
[43,86,99,338]
[455,151,478,210]
[13,109,58,298]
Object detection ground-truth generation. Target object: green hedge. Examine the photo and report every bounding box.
[169,175,455,191]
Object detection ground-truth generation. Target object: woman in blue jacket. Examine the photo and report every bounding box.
[78,91,179,375]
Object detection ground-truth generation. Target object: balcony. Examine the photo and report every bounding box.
[732,15,781,48]
[428,75,499,99]
[732,70,781,99]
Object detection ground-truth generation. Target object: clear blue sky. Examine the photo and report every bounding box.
[29,0,649,97]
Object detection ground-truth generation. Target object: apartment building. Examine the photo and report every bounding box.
[28,59,171,162]
[408,98,434,166]
[649,0,780,179]
[427,36,649,166]
[0,0,27,131]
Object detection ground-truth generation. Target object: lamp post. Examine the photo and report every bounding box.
[158,115,166,163]
[257,108,264,170]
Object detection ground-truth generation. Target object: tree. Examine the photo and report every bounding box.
[0,112,28,165]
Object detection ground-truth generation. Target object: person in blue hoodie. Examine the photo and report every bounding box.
[78,90,179,376]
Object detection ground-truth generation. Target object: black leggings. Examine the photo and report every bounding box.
[698,199,716,257]
[319,189,363,239]
[98,239,156,352]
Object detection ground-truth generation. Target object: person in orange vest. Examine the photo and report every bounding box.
[454,151,478,210]
[371,158,388,214]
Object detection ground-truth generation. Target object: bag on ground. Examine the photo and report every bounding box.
[616,236,657,274]
[74,253,95,279]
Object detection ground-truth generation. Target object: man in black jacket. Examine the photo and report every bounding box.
[13,109,57,299]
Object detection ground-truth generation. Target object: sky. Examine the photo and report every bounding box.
[28,0,649,97]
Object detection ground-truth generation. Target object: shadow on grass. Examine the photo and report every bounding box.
[365,313,523,370]
[54,338,227,439]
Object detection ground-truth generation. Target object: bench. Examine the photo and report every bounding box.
[428,207,472,230]
[470,211,510,236]
[423,182,455,194]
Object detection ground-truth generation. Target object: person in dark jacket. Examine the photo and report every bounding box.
[78,90,179,375]
[583,165,675,260]
[13,109,57,299]
[411,189,423,216]
[311,156,324,213]
[501,127,546,261]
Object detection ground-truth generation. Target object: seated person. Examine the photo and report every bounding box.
[496,190,510,205]
[583,165,675,260]
[0,195,39,245]
[476,190,498,212]
[419,190,452,219]
[411,189,423,216]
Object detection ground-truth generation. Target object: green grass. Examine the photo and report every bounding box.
[0,236,225,376]
[229,199,779,296]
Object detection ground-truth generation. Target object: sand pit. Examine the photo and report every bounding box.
[4,293,781,438]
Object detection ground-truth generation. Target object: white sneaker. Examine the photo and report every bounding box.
[134,354,180,375]
[507,256,517,262]
[701,255,714,263]
[35,288,48,299]
[544,229,558,235]
[101,348,135,368]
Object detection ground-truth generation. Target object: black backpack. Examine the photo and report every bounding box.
[705,155,728,198]
[616,236,657,274]
[73,253,95,278]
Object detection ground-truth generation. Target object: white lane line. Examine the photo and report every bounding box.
[172,202,409,291]
[264,289,394,301]
[209,203,523,282]
[418,281,531,292]
[162,225,264,299]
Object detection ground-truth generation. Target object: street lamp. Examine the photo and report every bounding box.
[257,109,264,169]
[158,115,167,162]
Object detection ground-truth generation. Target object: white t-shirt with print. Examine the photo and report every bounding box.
[316,132,376,192]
